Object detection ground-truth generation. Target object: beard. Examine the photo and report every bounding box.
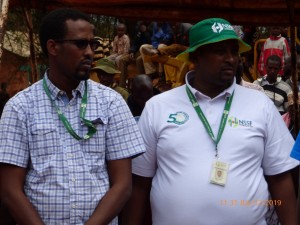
[74,69,90,81]
[74,59,93,81]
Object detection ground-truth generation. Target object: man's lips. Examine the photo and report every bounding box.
[80,60,93,70]
[222,66,234,72]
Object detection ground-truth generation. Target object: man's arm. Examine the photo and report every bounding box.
[85,158,133,225]
[0,163,45,225]
[121,174,152,225]
[265,170,297,225]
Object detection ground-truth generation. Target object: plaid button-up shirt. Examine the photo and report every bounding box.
[0,74,145,224]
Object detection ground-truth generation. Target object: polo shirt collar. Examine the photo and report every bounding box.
[43,71,85,100]
[185,70,235,100]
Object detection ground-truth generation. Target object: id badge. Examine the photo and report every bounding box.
[210,160,229,186]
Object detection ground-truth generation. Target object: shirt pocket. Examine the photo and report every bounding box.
[84,116,107,154]
[82,116,107,172]
[29,123,59,170]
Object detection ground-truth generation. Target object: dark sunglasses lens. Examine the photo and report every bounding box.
[75,40,89,49]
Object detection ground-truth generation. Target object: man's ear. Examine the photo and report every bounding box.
[47,39,59,56]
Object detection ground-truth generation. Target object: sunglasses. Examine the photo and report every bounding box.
[54,39,100,51]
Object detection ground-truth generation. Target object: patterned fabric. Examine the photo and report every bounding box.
[0,74,145,224]
[151,22,173,48]
[258,35,290,76]
[253,76,292,113]
[112,34,130,55]
[93,36,111,61]
[111,83,130,102]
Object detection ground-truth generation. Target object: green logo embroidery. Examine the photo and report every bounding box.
[167,112,189,125]
[228,116,239,128]
[228,116,252,128]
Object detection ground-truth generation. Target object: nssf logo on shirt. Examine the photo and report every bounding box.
[228,116,253,128]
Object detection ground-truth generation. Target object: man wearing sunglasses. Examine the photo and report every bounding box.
[0,8,145,225]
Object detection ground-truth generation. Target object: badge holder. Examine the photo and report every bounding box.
[210,160,229,186]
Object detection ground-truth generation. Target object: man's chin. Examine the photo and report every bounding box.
[219,77,234,89]
[76,71,90,81]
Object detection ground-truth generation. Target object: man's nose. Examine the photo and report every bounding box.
[84,44,95,58]
[225,50,237,63]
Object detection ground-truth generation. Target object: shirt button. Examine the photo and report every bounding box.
[59,91,64,95]
[72,204,76,209]
[67,153,73,158]
[72,178,76,182]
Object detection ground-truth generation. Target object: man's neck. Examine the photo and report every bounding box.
[266,76,277,84]
[47,70,79,99]
[192,78,232,99]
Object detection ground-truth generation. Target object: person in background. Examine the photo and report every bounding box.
[118,22,152,88]
[282,55,300,89]
[254,55,292,114]
[108,23,130,70]
[123,18,298,225]
[282,56,293,87]
[235,59,264,92]
[139,22,173,77]
[127,74,160,121]
[0,8,145,225]
[92,58,130,102]
[258,26,290,76]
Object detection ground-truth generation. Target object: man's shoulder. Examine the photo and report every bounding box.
[241,80,264,92]
[235,83,268,100]
[253,78,263,86]
[3,80,43,114]
[122,34,130,41]
[277,80,292,92]
[148,85,185,104]
[114,85,129,93]
[10,81,42,101]
[88,80,125,100]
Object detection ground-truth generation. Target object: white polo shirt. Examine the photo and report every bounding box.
[133,71,298,225]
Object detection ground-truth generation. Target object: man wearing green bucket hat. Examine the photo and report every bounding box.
[123,18,298,225]
[91,58,130,101]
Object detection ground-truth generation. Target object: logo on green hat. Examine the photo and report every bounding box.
[212,23,223,33]
[177,18,251,63]
[212,22,234,33]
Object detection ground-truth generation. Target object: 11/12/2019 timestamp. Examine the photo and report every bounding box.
[220,199,282,207]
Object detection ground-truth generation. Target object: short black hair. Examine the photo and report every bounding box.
[39,8,91,57]
[266,54,282,67]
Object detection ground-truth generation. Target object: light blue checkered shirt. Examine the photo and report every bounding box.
[0,74,145,224]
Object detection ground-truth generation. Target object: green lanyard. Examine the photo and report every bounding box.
[43,77,97,140]
[186,86,234,158]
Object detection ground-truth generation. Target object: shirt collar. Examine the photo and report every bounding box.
[44,71,86,99]
[261,75,281,85]
[270,34,282,40]
[185,70,235,100]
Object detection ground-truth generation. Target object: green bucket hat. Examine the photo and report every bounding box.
[91,58,120,74]
[178,18,251,63]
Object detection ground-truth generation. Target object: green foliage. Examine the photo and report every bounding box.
[91,15,117,40]
[4,8,117,59]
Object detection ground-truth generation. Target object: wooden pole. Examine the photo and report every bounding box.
[0,0,10,65]
[21,5,38,83]
[286,1,300,224]
[284,1,300,225]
